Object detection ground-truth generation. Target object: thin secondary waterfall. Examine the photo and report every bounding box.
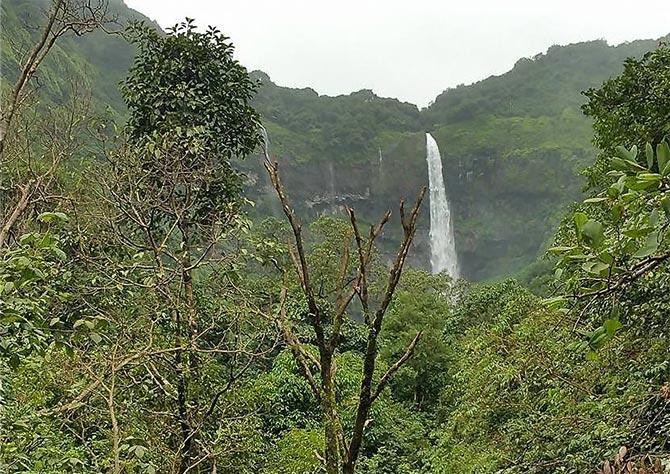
[259,126,282,216]
[425,133,459,278]
[327,162,337,211]
[378,146,384,185]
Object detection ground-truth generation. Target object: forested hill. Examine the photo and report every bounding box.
[3,0,668,279]
[4,3,670,472]
[238,37,670,280]
[0,0,157,119]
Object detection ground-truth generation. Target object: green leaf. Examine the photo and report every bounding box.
[615,145,635,161]
[134,445,146,459]
[583,197,608,204]
[589,327,608,348]
[603,318,623,337]
[584,261,609,274]
[51,247,67,261]
[547,246,576,254]
[611,204,624,223]
[89,332,102,344]
[38,212,68,223]
[542,296,568,310]
[573,212,588,235]
[662,196,670,218]
[657,141,670,175]
[623,227,654,238]
[610,157,645,173]
[646,142,654,169]
[633,231,659,258]
[607,185,621,198]
[581,219,605,248]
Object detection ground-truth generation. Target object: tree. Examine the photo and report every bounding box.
[378,270,462,409]
[550,46,670,349]
[0,212,71,367]
[91,19,266,472]
[265,144,426,473]
[581,45,670,189]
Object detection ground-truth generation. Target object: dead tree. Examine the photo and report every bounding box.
[265,153,426,474]
[0,0,113,247]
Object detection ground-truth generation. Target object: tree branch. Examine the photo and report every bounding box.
[264,158,325,347]
[370,331,422,404]
[345,187,426,471]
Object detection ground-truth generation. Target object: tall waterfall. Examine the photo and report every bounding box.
[425,133,459,278]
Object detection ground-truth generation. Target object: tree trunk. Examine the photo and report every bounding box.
[174,307,191,474]
[320,352,341,474]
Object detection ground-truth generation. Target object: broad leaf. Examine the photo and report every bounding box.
[657,141,670,175]
[581,219,605,248]
[646,142,654,169]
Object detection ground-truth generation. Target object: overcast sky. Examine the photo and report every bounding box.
[125,0,670,107]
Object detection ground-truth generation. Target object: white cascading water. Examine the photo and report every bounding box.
[425,133,459,278]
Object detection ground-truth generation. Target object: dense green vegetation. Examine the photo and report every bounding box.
[5,0,667,279]
[1,1,669,473]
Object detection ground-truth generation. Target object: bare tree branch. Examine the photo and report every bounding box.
[370,331,422,404]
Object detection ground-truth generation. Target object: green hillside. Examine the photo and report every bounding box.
[242,37,668,279]
[0,0,158,119]
[3,0,668,279]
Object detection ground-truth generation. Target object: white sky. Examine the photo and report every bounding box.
[125,0,670,107]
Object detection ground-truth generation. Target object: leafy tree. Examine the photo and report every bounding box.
[0,213,70,367]
[70,18,267,472]
[550,46,670,351]
[581,45,670,189]
[583,45,670,158]
[378,270,462,409]
[122,18,260,159]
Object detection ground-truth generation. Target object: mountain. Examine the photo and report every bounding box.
[241,37,668,279]
[3,0,668,279]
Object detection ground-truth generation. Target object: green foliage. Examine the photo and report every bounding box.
[5,0,669,281]
[119,19,261,222]
[0,0,152,119]
[582,45,670,190]
[122,19,260,159]
[583,46,670,157]
[550,47,670,354]
[0,216,71,367]
[3,1,670,472]
[263,426,325,474]
[251,72,422,164]
[429,280,670,473]
[379,271,462,408]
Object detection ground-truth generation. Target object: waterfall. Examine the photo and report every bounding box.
[328,161,337,212]
[425,133,459,278]
[377,146,384,188]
